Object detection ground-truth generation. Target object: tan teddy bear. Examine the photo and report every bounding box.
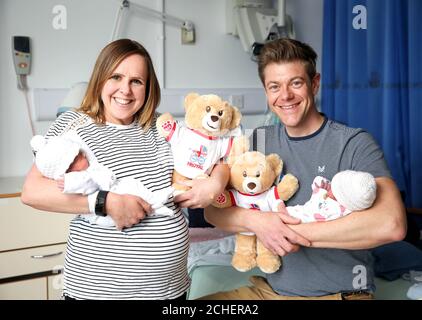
[156,92,248,195]
[213,151,299,273]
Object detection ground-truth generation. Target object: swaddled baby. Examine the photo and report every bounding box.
[30,131,174,228]
[285,170,377,222]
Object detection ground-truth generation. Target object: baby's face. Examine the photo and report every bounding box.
[67,152,89,172]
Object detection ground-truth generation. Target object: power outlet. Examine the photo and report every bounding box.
[230,94,244,109]
[182,29,195,44]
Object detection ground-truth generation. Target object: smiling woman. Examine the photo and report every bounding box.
[101,54,147,125]
[78,39,160,129]
[21,39,191,300]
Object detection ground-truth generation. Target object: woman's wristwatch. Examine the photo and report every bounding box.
[95,191,109,216]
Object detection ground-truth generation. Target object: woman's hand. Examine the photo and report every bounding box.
[105,193,152,230]
[174,176,224,209]
[174,163,229,209]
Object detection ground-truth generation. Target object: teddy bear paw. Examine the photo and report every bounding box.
[161,120,174,132]
[232,253,257,272]
[256,254,282,274]
[213,193,229,207]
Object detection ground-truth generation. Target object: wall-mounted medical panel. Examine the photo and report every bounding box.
[159,88,268,117]
[32,86,268,121]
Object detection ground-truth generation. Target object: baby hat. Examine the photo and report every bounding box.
[30,135,81,180]
[331,170,377,211]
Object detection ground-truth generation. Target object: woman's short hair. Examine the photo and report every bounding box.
[78,39,160,129]
[257,38,318,84]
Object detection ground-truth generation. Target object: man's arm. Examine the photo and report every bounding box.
[290,177,407,249]
[204,204,311,256]
[205,177,406,254]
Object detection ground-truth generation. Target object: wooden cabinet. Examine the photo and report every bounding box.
[0,278,46,300]
[0,184,73,300]
[0,196,73,252]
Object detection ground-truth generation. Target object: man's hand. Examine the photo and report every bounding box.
[252,203,311,256]
[105,193,152,230]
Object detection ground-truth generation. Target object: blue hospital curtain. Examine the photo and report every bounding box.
[321,0,422,207]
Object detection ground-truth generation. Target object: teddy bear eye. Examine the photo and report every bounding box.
[243,171,247,177]
[218,110,223,116]
[256,172,260,178]
[206,106,211,112]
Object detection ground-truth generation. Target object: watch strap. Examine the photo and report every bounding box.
[95,190,109,216]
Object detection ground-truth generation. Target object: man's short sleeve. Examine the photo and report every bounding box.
[344,131,392,179]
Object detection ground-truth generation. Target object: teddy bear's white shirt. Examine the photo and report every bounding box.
[166,122,234,178]
[228,186,283,235]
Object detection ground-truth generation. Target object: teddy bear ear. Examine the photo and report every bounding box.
[266,154,283,176]
[227,156,237,168]
[184,92,200,112]
[228,105,242,129]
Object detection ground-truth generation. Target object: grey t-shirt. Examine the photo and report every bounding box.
[252,117,391,296]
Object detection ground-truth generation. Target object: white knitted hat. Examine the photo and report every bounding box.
[30,135,81,180]
[331,170,377,211]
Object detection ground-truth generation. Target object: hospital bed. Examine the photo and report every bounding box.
[186,225,419,300]
[54,98,421,301]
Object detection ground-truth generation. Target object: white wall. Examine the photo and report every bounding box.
[287,0,323,74]
[0,0,322,177]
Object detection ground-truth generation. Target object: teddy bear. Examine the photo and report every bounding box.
[156,92,248,195]
[213,151,299,274]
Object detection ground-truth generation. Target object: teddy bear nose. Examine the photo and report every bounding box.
[211,115,219,122]
[247,182,256,190]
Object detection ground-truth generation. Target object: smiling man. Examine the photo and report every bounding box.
[203,38,406,300]
[262,60,322,138]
